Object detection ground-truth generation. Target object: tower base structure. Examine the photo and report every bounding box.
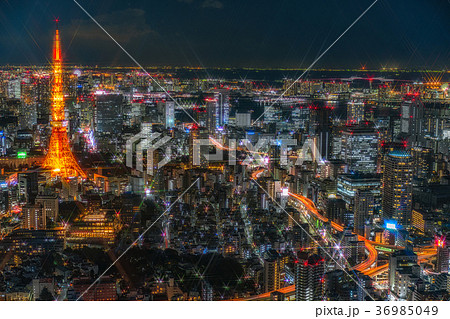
[43,126,86,179]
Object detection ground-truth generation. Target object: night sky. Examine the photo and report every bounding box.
[0,0,448,68]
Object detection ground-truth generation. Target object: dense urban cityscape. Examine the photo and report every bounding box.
[0,1,449,304]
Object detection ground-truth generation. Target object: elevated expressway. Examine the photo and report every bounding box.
[207,134,438,300]
[236,190,379,301]
[288,192,378,273]
[237,170,436,300]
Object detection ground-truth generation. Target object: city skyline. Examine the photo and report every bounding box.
[0,0,449,306]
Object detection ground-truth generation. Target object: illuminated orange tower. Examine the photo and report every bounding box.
[43,22,86,178]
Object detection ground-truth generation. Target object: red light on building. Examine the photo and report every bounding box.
[435,236,446,248]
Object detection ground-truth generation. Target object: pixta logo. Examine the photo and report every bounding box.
[126,130,325,174]
[126,131,172,176]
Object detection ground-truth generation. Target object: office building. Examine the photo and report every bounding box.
[164,101,175,128]
[235,112,251,127]
[353,190,374,236]
[22,204,46,230]
[347,100,364,124]
[382,151,413,227]
[400,96,424,146]
[17,172,38,204]
[388,250,418,293]
[411,147,433,180]
[263,249,282,293]
[436,237,449,274]
[295,252,324,301]
[94,92,123,135]
[341,124,378,174]
[337,174,381,215]
[35,194,59,225]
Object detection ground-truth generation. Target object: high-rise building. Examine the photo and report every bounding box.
[22,204,46,230]
[337,174,381,220]
[347,100,365,124]
[214,89,230,128]
[382,151,413,228]
[310,103,332,160]
[263,249,281,293]
[295,252,324,301]
[291,223,310,250]
[341,124,378,174]
[205,98,217,133]
[411,147,433,180]
[388,250,419,299]
[400,95,424,146]
[189,128,208,168]
[94,92,123,135]
[7,79,21,99]
[340,229,365,263]
[205,90,230,133]
[436,237,449,274]
[35,194,59,225]
[235,112,251,127]
[325,196,347,225]
[263,103,279,124]
[164,101,175,128]
[34,76,51,125]
[17,172,38,204]
[353,190,374,236]
[0,190,9,212]
[18,103,37,130]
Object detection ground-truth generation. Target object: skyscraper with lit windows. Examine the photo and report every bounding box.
[263,249,281,293]
[401,95,423,141]
[341,124,378,174]
[382,151,413,228]
[295,252,324,301]
[353,190,374,236]
[435,236,449,273]
[347,100,365,124]
[164,101,175,128]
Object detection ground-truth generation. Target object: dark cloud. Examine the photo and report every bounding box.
[201,0,224,9]
[67,8,157,43]
[177,0,224,9]
[0,0,447,68]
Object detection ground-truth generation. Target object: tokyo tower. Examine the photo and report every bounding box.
[43,23,86,179]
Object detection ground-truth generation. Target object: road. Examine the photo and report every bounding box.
[288,192,378,272]
[235,191,378,301]
[238,190,436,300]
